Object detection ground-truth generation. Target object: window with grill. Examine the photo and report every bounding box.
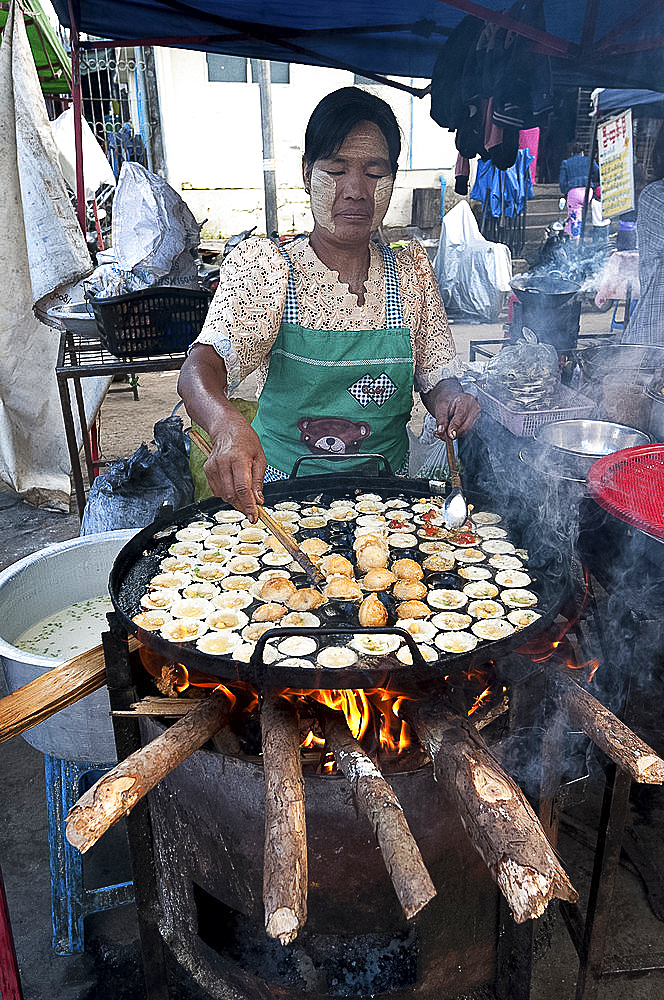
[206,55,290,84]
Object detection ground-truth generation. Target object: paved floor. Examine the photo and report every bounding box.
[2,305,663,1000]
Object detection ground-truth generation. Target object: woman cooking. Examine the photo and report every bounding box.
[178,87,479,521]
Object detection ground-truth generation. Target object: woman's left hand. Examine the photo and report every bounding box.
[434,391,481,440]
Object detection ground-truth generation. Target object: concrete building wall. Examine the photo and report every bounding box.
[153,49,458,239]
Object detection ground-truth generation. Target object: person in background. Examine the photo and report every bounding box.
[559,142,599,238]
[178,87,479,520]
[591,187,611,245]
[622,127,664,345]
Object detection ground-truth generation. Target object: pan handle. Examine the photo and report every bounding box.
[288,453,394,479]
[249,625,429,677]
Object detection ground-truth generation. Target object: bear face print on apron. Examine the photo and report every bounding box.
[252,243,414,480]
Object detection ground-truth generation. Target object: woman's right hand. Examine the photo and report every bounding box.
[178,345,267,521]
[204,407,267,521]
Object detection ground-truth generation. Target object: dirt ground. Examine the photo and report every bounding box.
[2,306,664,1000]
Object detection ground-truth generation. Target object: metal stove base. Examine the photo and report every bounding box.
[141,724,498,1000]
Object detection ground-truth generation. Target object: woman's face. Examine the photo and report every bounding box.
[304,121,394,245]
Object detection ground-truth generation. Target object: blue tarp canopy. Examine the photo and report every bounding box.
[596,88,664,118]
[51,1,664,95]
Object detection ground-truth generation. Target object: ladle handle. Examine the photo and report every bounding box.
[445,437,462,489]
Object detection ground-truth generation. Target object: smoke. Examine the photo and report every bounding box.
[460,402,664,795]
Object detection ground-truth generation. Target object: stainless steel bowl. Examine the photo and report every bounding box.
[46,301,99,339]
[533,420,652,481]
[535,419,651,457]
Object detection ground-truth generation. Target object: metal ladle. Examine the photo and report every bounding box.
[443,437,468,529]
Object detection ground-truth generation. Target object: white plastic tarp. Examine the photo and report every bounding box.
[0,0,109,509]
[50,106,116,200]
[433,200,512,322]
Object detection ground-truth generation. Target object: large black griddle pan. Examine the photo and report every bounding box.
[108,469,569,691]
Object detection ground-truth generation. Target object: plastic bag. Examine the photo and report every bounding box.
[80,416,194,534]
[110,162,202,293]
[407,413,454,480]
[433,201,512,321]
[84,262,153,299]
[484,337,559,384]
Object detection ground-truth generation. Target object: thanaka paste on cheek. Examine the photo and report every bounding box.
[309,167,337,233]
[372,175,394,229]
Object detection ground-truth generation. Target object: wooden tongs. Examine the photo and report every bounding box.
[186,426,326,589]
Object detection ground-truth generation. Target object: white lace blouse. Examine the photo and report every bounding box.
[194,235,462,395]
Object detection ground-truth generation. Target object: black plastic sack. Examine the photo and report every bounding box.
[80,415,194,535]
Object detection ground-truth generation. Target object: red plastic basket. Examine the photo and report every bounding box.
[586,445,664,541]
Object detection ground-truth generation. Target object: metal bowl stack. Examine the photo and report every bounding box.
[500,373,559,411]
[533,419,652,481]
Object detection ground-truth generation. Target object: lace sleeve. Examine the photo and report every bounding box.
[194,238,289,394]
[397,240,463,392]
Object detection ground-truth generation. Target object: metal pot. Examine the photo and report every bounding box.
[0,530,135,761]
[646,381,664,442]
[578,345,664,383]
[533,419,652,481]
[574,346,664,431]
[510,274,580,306]
[509,274,581,352]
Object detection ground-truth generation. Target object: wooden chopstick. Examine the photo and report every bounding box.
[186,426,326,588]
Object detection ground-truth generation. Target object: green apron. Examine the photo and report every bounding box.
[252,242,414,479]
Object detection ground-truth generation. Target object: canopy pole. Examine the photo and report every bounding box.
[580,117,599,244]
[256,59,278,239]
[67,0,86,235]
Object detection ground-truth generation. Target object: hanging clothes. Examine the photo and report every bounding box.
[470,149,534,218]
[430,0,553,172]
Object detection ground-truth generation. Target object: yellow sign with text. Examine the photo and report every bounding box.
[598,109,634,218]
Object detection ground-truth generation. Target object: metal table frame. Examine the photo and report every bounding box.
[55,329,187,520]
[469,330,617,364]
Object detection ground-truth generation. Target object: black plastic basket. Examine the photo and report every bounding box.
[88,287,211,359]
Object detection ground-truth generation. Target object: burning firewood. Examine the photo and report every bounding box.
[402,700,578,923]
[551,665,664,784]
[322,710,437,920]
[65,688,233,853]
[261,692,307,945]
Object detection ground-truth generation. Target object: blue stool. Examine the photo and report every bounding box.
[44,755,134,955]
[610,298,637,333]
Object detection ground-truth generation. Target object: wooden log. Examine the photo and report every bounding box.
[403,700,578,924]
[551,665,664,784]
[324,712,437,920]
[261,692,307,945]
[112,696,206,716]
[65,688,233,853]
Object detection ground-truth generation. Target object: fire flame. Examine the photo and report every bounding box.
[287,687,413,755]
[136,643,504,765]
[514,568,602,683]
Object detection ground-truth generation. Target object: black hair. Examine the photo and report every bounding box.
[304,87,401,176]
[571,141,585,156]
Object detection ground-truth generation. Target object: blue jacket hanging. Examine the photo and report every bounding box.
[470,148,534,218]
